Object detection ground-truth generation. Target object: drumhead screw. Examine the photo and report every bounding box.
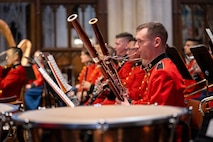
[96,119,109,132]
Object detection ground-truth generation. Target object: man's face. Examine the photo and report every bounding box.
[6,49,17,66]
[114,38,128,57]
[80,51,91,64]
[135,28,154,60]
[183,40,198,56]
[126,41,139,60]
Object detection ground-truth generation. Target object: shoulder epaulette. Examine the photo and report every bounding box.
[156,62,164,70]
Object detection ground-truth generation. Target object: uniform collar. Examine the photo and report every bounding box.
[143,53,167,72]
[12,63,21,68]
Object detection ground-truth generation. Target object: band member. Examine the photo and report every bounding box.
[24,50,44,110]
[76,48,102,104]
[0,47,26,100]
[183,38,203,81]
[118,37,144,100]
[113,32,134,71]
[93,37,144,105]
[118,22,185,107]
[183,38,205,100]
[96,32,134,105]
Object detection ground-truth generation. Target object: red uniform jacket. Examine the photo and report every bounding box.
[118,61,145,100]
[28,64,44,87]
[118,61,132,81]
[78,63,102,91]
[0,65,27,99]
[131,54,185,107]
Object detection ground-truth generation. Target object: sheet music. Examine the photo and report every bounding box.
[46,54,73,92]
[206,28,213,47]
[34,56,75,107]
[38,67,75,107]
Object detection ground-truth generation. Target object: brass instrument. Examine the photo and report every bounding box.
[184,79,207,98]
[17,39,32,66]
[185,84,213,98]
[67,14,125,101]
[0,19,32,66]
[199,96,213,116]
[185,79,206,90]
[0,19,16,47]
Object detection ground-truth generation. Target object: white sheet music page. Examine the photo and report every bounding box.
[206,28,213,44]
[38,66,75,107]
[47,54,73,92]
[206,118,213,138]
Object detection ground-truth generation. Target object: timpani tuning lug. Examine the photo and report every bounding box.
[96,119,109,133]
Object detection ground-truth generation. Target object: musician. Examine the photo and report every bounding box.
[183,38,203,81]
[113,32,134,70]
[24,50,44,110]
[93,32,133,105]
[95,38,144,105]
[76,48,102,104]
[118,37,142,80]
[118,22,185,107]
[86,45,116,105]
[183,38,205,100]
[0,46,26,99]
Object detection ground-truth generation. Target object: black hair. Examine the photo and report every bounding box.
[9,46,23,60]
[186,38,203,44]
[115,32,134,41]
[128,37,137,42]
[81,47,90,56]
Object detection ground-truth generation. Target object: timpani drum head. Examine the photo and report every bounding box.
[12,105,186,129]
[12,105,188,142]
[0,103,18,113]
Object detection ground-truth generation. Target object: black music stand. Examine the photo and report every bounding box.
[190,44,213,84]
[166,46,193,80]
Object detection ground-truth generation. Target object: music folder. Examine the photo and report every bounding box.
[24,65,36,82]
[190,44,213,83]
[166,46,193,80]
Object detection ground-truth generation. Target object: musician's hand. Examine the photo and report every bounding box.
[76,91,87,101]
[82,81,91,89]
[67,91,75,97]
[116,96,130,106]
[75,84,80,89]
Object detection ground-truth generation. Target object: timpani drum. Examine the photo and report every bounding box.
[12,105,188,142]
[0,103,18,141]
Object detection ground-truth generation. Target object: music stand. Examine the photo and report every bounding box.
[166,46,193,80]
[190,44,213,84]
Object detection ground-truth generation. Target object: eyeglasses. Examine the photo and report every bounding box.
[127,48,138,51]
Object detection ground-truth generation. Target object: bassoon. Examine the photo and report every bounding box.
[67,14,125,101]
[89,17,127,101]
